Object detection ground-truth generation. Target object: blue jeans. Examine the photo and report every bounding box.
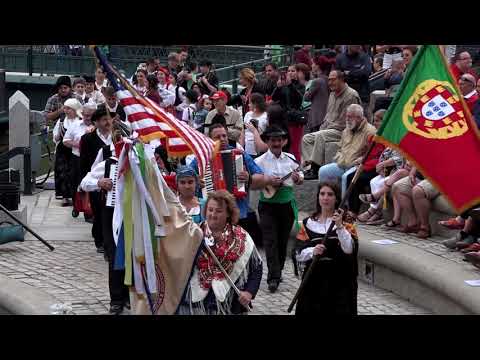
[318,163,354,191]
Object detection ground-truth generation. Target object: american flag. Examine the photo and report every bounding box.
[90,46,215,176]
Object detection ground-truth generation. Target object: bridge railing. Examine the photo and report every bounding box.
[0,45,293,79]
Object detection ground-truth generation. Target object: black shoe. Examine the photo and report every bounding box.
[84,216,94,224]
[109,304,123,315]
[96,246,105,254]
[124,300,131,310]
[304,169,318,180]
[103,253,109,262]
[268,280,279,293]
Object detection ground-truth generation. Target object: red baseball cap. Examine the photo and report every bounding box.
[210,91,228,101]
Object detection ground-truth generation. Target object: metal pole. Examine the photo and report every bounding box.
[0,69,6,113]
[23,147,32,195]
[28,46,33,76]
[0,203,54,251]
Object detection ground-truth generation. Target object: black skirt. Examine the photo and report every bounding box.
[54,142,74,199]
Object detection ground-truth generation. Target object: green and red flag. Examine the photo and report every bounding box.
[376,45,480,213]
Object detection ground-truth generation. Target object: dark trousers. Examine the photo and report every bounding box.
[346,169,378,214]
[71,155,81,196]
[89,192,104,249]
[238,211,263,249]
[259,201,294,282]
[102,206,129,307]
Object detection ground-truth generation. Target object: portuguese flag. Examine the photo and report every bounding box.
[376,45,480,213]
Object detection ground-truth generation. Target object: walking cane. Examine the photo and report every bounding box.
[287,141,376,313]
[0,203,55,251]
[204,243,253,312]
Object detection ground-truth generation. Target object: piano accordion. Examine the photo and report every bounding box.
[106,163,119,208]
[203,149,247,200]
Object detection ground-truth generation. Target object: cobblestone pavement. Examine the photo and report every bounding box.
[0,190,431,315]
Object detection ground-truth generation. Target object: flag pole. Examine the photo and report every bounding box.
[287,140,376,313]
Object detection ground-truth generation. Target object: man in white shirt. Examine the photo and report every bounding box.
[80,139,130,315]
[254,125,304,293]
[63,103,97,197]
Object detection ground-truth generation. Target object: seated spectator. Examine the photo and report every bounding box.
[302,70,361,180]
[450,51,478,83]
[345,109,386,218]
[356,148,408,224]
[369,55,387,92]
[389,167,440,238]
[458,74,479,112]
[156,67,176,111]
[204,91,243,143]
[402,46,418,68]
[442,208,480,252]
[84,75,105,105]
[73,77,89,105]
[170,72,187,119]
[95,67,108,92]
[230,68,264,115]
[304,55,333,133]
[146,74,162,106]
[317,104,376,184]
[146,58,159,75]
[335,45,372,105]
[257,63,279,98]
[167,52,180,75]
[294,45,313,67]
[181,89,200,128]
[384,59,405,97]
[241,93,268,157]
[132,69,148,95]
[197,60,219,96]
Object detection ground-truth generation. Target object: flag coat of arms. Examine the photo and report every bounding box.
[376,45,480,213]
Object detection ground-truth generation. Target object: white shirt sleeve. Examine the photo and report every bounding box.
[336,227,354,254]
[63,123,76,144]
[80,161,106,192]
[53,120,61,144]
[92,148,105,169]
[296,247,314,262]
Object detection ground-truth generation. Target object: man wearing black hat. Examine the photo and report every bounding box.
[197,60,219,96]
[255,125,304,293]
[43,75,82,127]
[80,107,114,254]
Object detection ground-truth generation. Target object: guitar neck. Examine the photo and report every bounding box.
[279,166,301,182]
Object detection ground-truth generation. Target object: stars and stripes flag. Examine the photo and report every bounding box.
[90,45,215,176]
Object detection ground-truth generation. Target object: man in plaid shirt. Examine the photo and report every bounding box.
[43,76,82,127]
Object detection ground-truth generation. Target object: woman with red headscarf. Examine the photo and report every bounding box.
[155,67,176,112]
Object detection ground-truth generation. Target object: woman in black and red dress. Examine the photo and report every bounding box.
[293,182,359,315]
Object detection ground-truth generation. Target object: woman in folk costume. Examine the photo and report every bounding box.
[293,181,359,315]
[177,190,263,315]
[175,166,202,224]
[53,98,83,206]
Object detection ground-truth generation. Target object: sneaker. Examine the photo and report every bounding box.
[442,231,466,249]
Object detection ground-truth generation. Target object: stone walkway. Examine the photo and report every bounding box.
[0,190,431,315]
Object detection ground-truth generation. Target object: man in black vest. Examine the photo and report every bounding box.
[80,107,114,253]
[80,135,130,315]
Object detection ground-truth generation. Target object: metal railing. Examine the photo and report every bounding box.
[0,45,293,79]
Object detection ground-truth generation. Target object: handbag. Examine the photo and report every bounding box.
[0,221,25,245]
[285,85,308,125]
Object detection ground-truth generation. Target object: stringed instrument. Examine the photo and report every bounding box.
[262,164,310,199]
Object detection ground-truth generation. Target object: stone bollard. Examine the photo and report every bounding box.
[8,91,30,192]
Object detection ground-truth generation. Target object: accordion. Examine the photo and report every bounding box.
[203,149,247,200]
